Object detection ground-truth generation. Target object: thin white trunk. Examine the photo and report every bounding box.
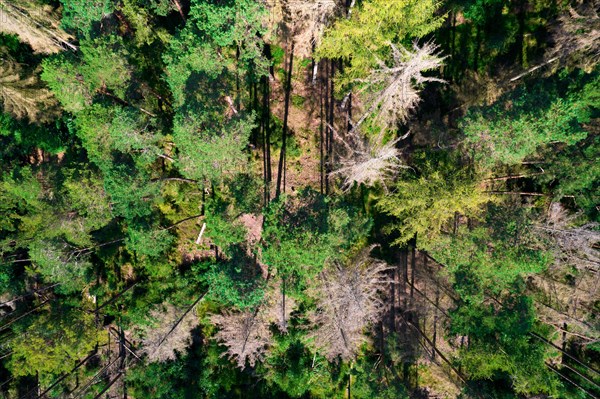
[195,222,207,245]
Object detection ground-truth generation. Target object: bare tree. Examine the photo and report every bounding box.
[330,126,406,192]
[352,42,445,132]
[327,43,444,192]
[538,203,600,272]
[309,248,391,361]
[211,309,272,369]
[528,203,600,338]
[263,279,296,333]
[0,57,60,123]
[140,303,199,362]
[273,0,340,58]
[0,0,75,53]
[549,0,600,70]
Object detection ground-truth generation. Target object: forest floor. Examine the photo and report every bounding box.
[268,52,323,194]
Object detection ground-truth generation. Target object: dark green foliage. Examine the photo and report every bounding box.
[1,1,599,398]
[60,0,114,33]
[429,205,560,395]
[261,189,371,293]
[462,74,598,168]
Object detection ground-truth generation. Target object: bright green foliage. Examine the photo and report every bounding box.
[60,0,114,33]
[317,0,444,87]
[0,166,44,238]
[203,197,247,252]
[79,35,132,97]
[0,113,66,157]
[41,55,92,113]
[164,0,268,184]
[430,204,550,295]
[103,165,159,220]
[61,169,113,232]
[462,77,598,168]
[126,224,175,259]
[42,35,131,113]
[173,113,254,183]
[8,304,103,383]
[428,206,559,395]
[164,0,268,106]
[539,136,600,220]
[118,0,171,46]
[127,360,187,399]
[28,239,92,294]
[262,333,339,398]
[350,355,410,399]
[430,225,549,298]
[452,293,560,396]
[205,258,266,310]
[377,164,491,248]
[261,190,371,292]
[73,104,159,170]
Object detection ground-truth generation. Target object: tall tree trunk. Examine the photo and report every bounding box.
[390,266,396,333]
[320,71,325,194]
[276,43,294,198]
[235,46,241,112]
[326,60,335,195]
[410,246,416,302]
[402,250,408,297]
[324,61,330,195]
[172,0,186,22]
[347,92,352,132]
[561,322,568,363]
[262,75,271,205]
[281,278,286,331]
[473,25,482,71]
[432,279,439,361]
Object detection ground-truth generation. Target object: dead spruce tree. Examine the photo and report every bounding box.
[0,57,60,123]
[330,42,444,191]
[140,303,199,362]
[211,309,272,369]
[330,125,405,192]
[352,41,445,132]
[537,203,600,272]
[549,0,600,70]
[310,248,390,361]
[263,279,296,333]
[280,0,340,59]
[0,0,75,53]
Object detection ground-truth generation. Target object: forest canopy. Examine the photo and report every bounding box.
[0,0,599,398]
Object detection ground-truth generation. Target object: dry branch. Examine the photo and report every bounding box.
[330,128,406,192]
[310,247,391,361]
[140,303,199,362]
[352,42,445,132]
[211,309,271,368]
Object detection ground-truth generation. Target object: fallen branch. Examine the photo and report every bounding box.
[195,222,207,245]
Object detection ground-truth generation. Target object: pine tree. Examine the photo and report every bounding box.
[317,0,444,84]
[378,163,491,248]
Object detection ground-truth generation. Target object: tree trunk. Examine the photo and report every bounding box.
[262,75,271,205]
[432,282,439,361]
[390,265,396,333]
[347,92,352,132]
[281,278,286,331]
[326,59,335,195]
[410,246,416,302]
[276,43,294,198]
[324,61,330,195]
[320,70,325,194]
